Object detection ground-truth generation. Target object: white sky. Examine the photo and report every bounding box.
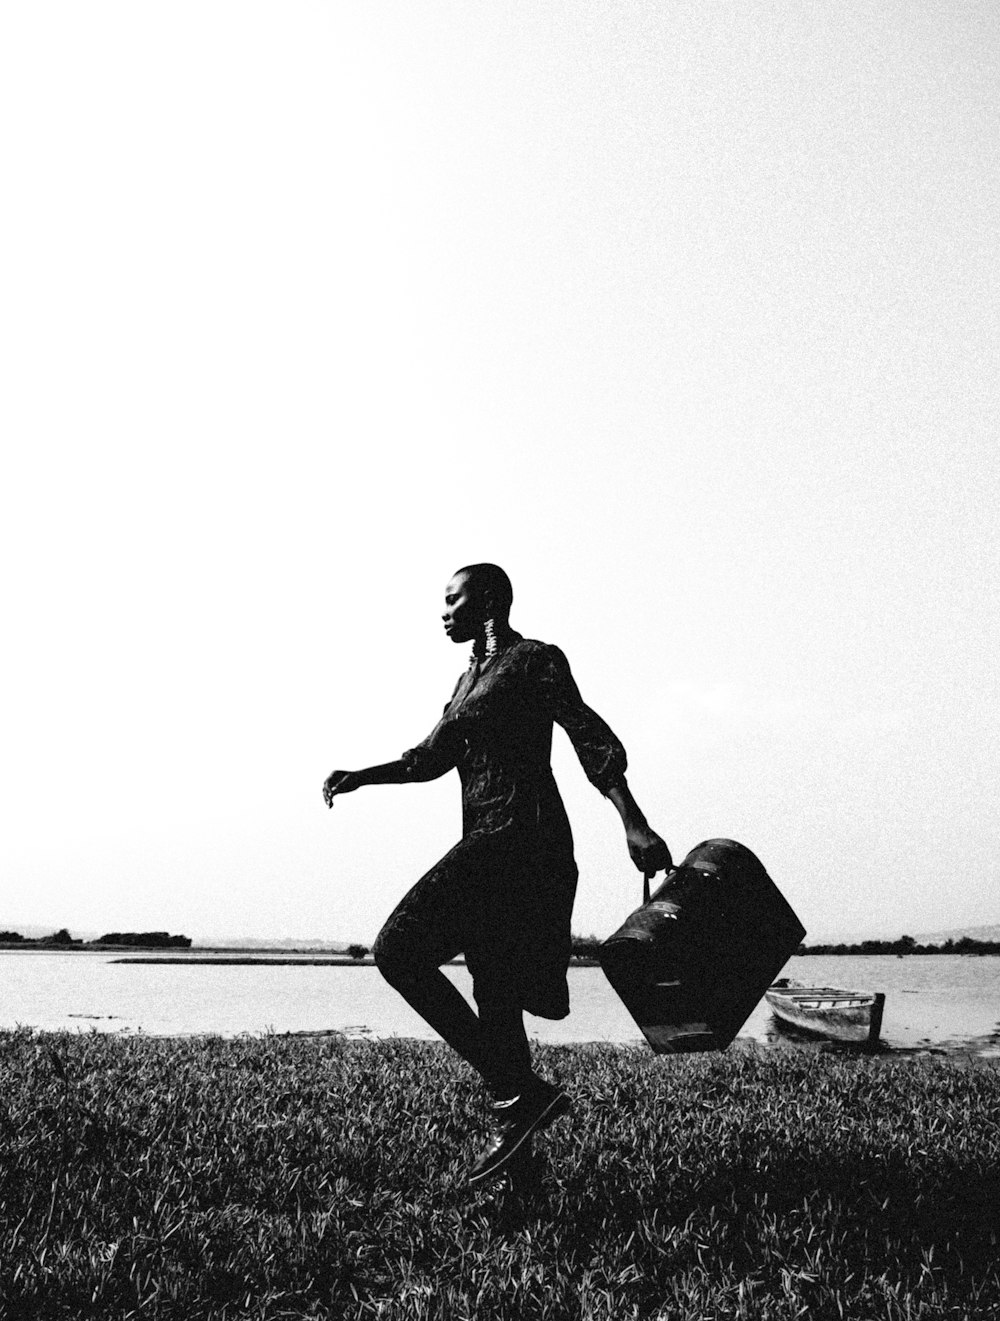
[1,1,996,945]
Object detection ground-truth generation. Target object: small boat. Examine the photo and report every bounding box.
[765,979,885,1046]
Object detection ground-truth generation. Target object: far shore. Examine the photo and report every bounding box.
[111,955,391,966]
[5,941,999,963]
[0,947,386,965]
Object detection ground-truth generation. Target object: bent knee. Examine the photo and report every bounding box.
[373,926,427,987]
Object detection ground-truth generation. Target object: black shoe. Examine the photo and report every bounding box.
[468,1081,570,1187]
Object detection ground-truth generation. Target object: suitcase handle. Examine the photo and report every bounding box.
[643,865,675,905]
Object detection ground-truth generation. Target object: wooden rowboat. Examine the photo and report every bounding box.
[765,980,885,1046]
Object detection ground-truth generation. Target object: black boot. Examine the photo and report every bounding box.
[468,1079,570,1187]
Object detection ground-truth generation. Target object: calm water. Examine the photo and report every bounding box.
[2,951,998,1056]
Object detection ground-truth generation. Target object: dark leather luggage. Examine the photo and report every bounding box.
[600,838,806,1053]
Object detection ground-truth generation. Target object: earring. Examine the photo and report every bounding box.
[483,617,498,657]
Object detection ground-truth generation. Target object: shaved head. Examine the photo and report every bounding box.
[453,563,513,618]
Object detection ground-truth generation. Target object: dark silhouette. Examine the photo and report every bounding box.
[93,932,192,949]
[324,563,670,1185]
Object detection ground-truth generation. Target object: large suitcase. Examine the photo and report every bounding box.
[600,838,806,1053]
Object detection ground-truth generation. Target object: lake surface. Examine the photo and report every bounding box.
[2,951,998,1056]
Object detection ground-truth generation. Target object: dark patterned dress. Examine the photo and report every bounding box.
[373,634,627,1019]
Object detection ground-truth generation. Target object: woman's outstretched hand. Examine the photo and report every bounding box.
[626,823,673,880]
[323,770,360,808]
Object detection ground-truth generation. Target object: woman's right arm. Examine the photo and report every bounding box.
[323,717,460,805]
[324,676,464,808]
[323,762,409,807]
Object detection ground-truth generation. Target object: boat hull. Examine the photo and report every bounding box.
[765,987,885,1045]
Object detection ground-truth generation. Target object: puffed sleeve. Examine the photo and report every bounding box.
[536,644,627,794]
[400,678,464,782]
[400,722,457,781]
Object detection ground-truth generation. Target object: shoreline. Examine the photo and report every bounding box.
[5,1024,995,1061]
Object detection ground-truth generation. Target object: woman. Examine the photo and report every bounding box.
[323,563,671,1185]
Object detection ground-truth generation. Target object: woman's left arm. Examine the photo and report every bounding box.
[605,781,673,880]
[541,645,672,879]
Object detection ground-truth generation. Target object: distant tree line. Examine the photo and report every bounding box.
[799,934,1000,956]
[567,932,1000,960]
[0,927,81,945]
[0,928,191,948]
[94,932,192,949]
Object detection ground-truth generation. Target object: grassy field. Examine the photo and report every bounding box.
[1,1031,998,1320]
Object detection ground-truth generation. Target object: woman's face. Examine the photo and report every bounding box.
[442,572,485,644]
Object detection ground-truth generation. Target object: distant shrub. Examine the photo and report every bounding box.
[571,933,603,961]
[346,944,370,961]
[43,928,79,945]
[0,930,25,943]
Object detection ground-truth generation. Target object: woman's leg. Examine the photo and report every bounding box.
[373,853,569,1185]
[373,936,503,1089]
[472,972,533,1101]
[465,970,569,1186]
[372,846,536,1099]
